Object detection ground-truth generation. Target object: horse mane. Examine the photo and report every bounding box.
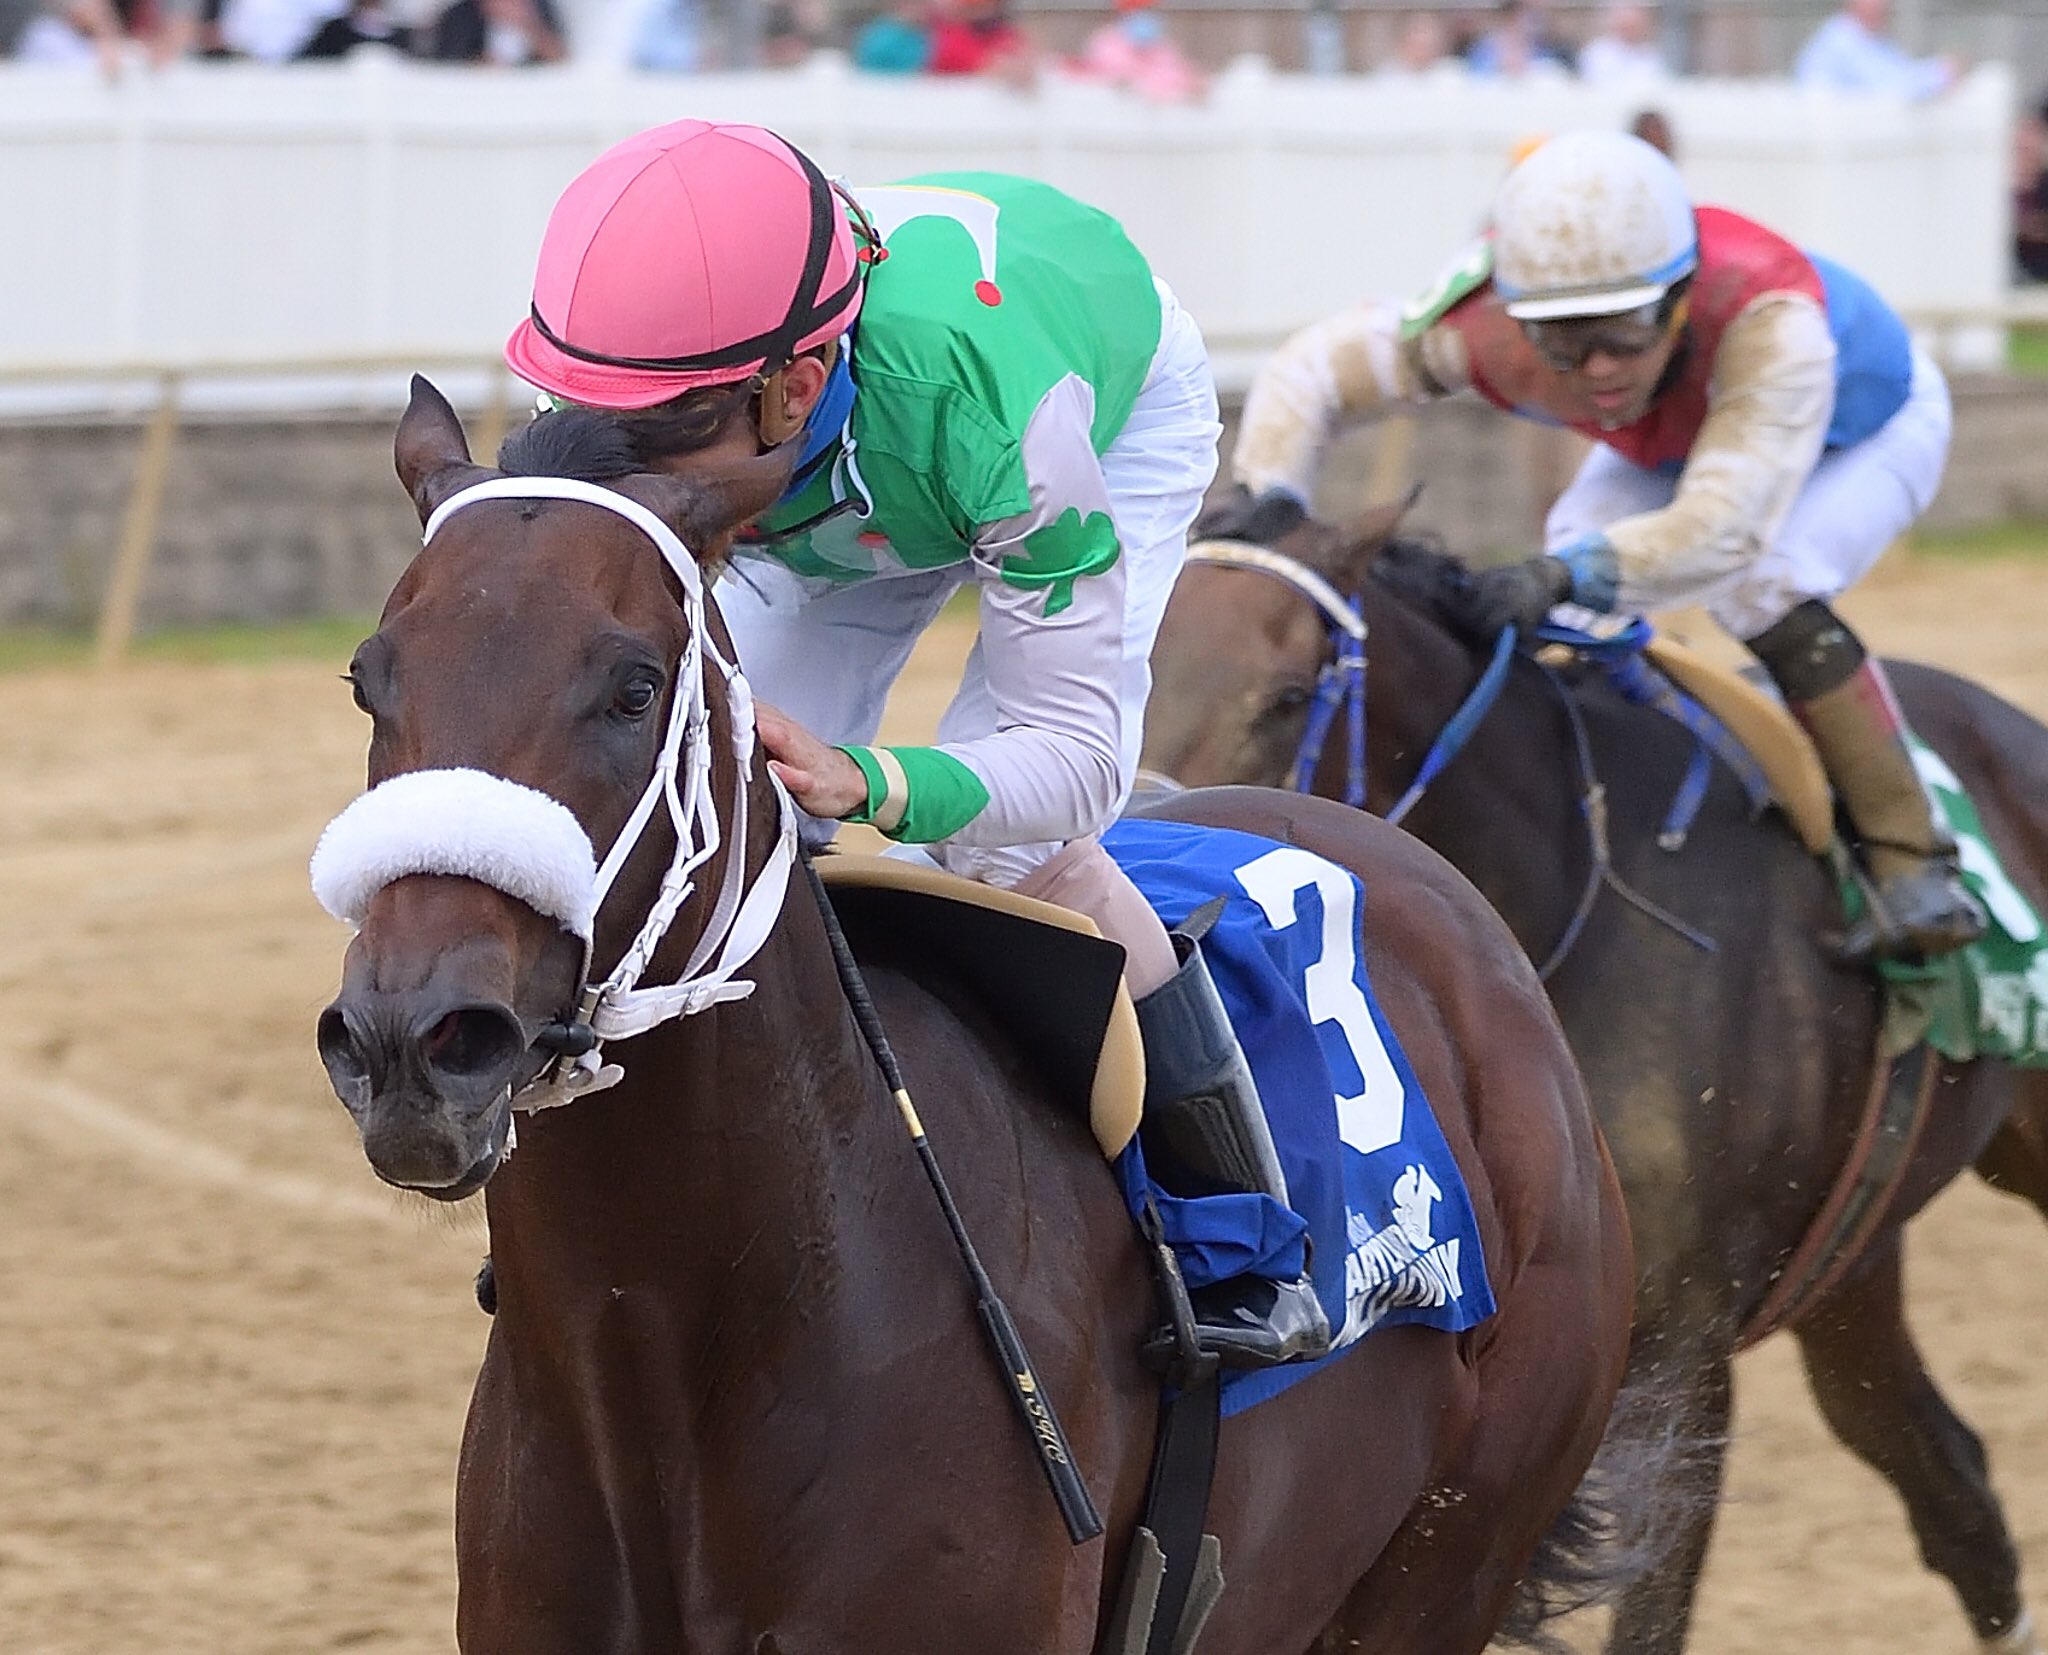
[496,407,642,482]
[1367,531,1475,627]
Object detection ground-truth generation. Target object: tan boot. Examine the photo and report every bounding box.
[1750,602,1986,962]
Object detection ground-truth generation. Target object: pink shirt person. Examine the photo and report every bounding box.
[1071,0,1205,103]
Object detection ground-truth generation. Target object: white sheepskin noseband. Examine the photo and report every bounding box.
[310,767,599,938]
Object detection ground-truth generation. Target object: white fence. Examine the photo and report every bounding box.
[0,53,2016,407]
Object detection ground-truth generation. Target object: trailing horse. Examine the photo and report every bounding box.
[309,383,1636,1655]
[1144,505,2048,1655]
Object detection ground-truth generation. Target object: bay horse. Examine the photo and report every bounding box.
[310,381,1636,1654]
[1142,505,2048,1655]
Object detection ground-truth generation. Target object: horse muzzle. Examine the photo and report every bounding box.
[318,993,528,1197]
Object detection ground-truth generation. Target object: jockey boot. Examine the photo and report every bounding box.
[1749,600,1987,962]
[1134,908,1333,1370]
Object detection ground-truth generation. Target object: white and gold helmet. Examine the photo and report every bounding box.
[1492,130,1697,322]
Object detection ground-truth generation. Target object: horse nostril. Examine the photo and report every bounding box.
[317,1005,372,1097]
[420,1006,523,1084]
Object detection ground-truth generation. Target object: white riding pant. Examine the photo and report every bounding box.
[1545,344,1952,640]
[718,281,1217,990]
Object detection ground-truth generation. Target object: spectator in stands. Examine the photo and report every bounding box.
[1577,0,1665,85]
[297,0,411,54]
[928,0,1034,83]
[133,0,200,62]
[1070,0,1204,103]
[1630,106,1677,158]
[1795,0,1958,98]
[854,0,929,71]
[1464,0,1571,78]
[2015,96,2048,281]
[1372,10,1459,78]
[758,0,814,64]
[629,0,702,71]
[218,0,343,60]
[1,0,123,66]
[428,0,563,62]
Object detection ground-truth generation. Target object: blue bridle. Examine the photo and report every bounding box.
[1175,539,1720,979]
[1182,540,1514,820]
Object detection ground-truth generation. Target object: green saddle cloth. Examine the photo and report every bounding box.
[1843,736,2048,1065]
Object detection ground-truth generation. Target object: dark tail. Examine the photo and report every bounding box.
[1493,1366,1721,1651]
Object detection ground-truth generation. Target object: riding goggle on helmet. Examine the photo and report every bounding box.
[1491,130,1698,373]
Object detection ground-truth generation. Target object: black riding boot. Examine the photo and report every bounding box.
[1750,600,1987,961]
[1135,912,1333,1370]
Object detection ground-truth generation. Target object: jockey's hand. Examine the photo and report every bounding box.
[1447,555,1574,643]
[1194,483,1307,545]
[756,702,870,820]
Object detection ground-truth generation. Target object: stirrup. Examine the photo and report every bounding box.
[1143,1274,1334,1372]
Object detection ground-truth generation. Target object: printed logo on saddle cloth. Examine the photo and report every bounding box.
[1101,820,1496,1415]
[1888,739,2048,1067]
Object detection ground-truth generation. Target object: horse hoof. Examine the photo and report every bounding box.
[1981,1610,2042,1654]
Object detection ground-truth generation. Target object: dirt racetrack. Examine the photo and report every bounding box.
[3,550,2046,1655]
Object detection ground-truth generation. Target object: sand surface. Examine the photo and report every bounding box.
[2,551,2045,1653]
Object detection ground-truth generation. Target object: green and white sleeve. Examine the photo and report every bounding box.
[835,372,1130,847]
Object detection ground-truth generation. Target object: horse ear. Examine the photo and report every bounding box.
[1315,482,1424,591]
[394,375,490,524]
[623,448,798,566]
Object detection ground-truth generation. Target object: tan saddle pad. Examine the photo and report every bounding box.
[814,855,1146,1158]
[1644,635,1834,855]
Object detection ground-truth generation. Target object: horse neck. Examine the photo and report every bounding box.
[1355,577,1585,949]
[482,687,880,1390]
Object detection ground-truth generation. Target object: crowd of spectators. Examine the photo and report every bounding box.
[0,0,1988,109]
[0,0,572,65]
[837,0,1973,104]
[851,0,1199,99]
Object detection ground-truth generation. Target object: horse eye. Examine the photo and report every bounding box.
[1266,684,1312,718]
[613,673,661,720]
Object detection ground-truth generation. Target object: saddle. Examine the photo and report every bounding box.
[1535,608,1834,856]
[814,855,1146,1157]
[1641,635,1833,855]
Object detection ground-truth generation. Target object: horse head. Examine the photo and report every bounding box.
[314,377,790,1198]
[1145,489,1445,792]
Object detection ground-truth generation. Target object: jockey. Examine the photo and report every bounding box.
[505,120,1329,1367]
[1217,129,1985,963]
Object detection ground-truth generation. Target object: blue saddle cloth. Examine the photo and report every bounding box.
[1100,819,1496,1417]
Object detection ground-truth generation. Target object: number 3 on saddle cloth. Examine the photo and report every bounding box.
[1100,819,1497,1418]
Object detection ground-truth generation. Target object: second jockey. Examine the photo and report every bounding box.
[1217,128,1986,963]
[505,120,1329,1367]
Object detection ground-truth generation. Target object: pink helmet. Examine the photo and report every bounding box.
[504,121,867,410]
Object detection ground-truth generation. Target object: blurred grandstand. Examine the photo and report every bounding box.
[0,3,2041,644]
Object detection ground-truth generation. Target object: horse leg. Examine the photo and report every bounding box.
[1976,1070,2048,1226]
[1795,1236,2040,1653]
[1310,1255,1633,1655]
[1599,1348,1734,1655]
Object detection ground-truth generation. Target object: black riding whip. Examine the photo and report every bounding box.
[799,849,1105,1545]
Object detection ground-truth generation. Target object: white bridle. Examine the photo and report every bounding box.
[1184,538,1368,642]
[309,475,796,1115]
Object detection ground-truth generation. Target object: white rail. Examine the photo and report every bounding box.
[0,52,2016,399]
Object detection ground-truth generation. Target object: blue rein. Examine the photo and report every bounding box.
[1181,539,1717,981]
[1384,626,1517,827]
